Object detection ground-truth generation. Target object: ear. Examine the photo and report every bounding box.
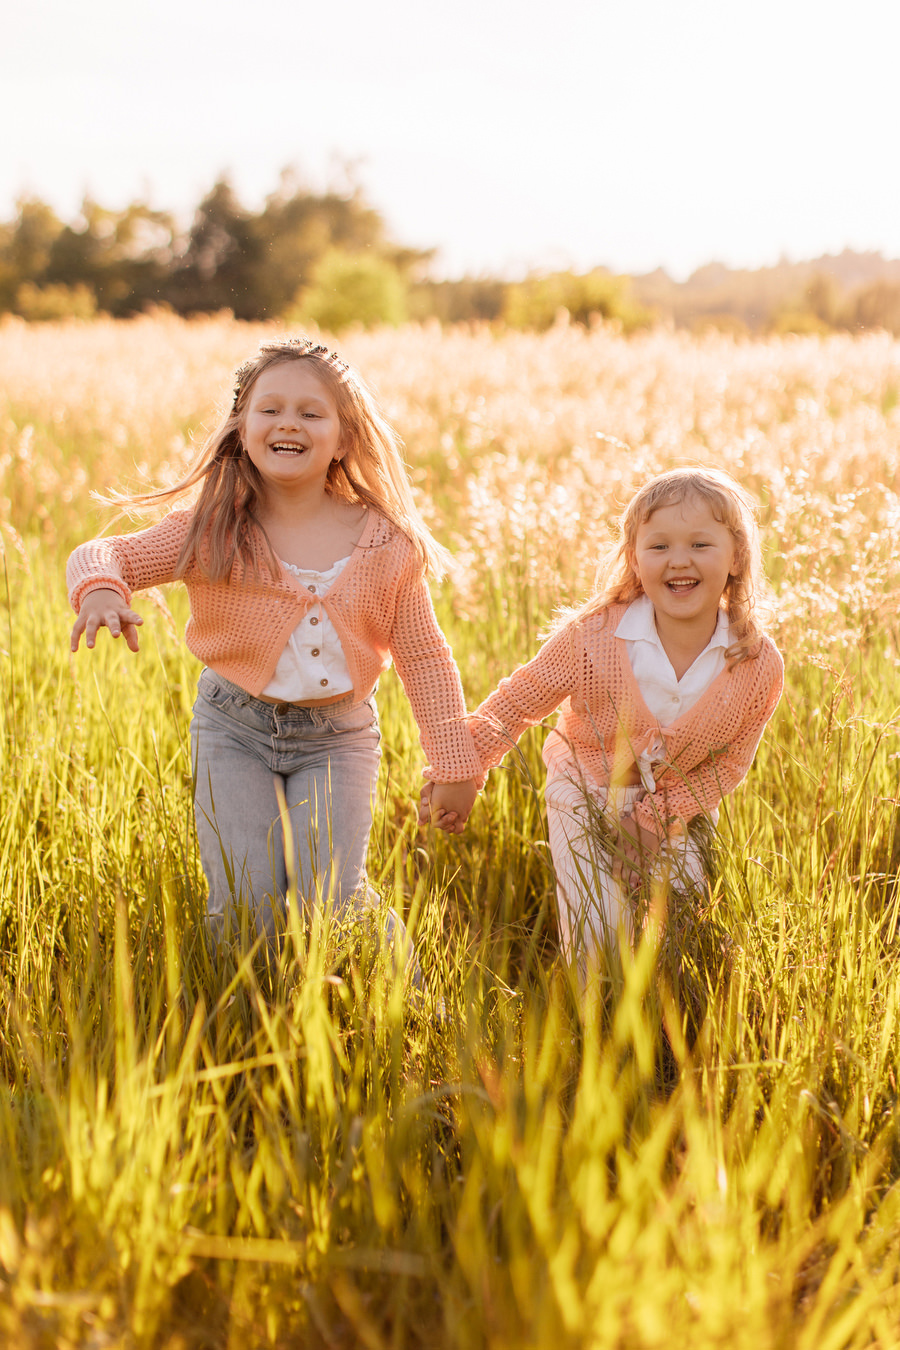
[728,538,743,578]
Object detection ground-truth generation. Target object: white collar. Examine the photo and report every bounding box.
[616,593,731,649]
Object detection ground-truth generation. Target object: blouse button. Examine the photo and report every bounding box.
[310,616,319,625]
[320,678,328,687]
[307,584,316,593]
[311,648,320,657]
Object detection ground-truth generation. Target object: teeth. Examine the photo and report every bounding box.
[667,579,697,589]
[271,442,305,453]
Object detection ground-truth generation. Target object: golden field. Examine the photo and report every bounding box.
[0,314,899,1348]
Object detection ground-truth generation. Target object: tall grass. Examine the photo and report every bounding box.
[0,315,899,1346]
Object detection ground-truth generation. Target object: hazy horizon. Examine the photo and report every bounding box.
[4,0,899,283]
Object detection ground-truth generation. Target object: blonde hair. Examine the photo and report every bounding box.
[119,336,451,581]
[568,466,772,666]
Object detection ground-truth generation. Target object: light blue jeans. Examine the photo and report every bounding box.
[191,669,382,943]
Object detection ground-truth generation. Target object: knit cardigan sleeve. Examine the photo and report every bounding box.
[384,549,483,784]
[469,624,579,779]
[630,638,784,837]
[67,511,191,611]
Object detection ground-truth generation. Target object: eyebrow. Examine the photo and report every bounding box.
[641,528,719,541]
[253,390,331,407]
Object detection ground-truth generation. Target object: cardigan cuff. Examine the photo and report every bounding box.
[69,576,133,613]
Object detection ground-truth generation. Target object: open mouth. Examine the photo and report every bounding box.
[270,441,307,456]
[666,578,699,593]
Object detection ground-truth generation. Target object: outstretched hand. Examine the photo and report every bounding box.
[418,779,478,835]
[71,588,144,653]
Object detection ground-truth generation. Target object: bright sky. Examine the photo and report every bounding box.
[4,0,898,281]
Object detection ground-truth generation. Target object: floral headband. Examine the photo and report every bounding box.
[231,338,349,406]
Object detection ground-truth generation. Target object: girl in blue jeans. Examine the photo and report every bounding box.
[68,336,479,945]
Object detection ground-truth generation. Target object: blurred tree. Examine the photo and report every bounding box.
[770,272,841,335]
[164,179,262,318]
[44,198,177,315]
[845,281,900,335]
[253,170,395,317]
[805,272,842,327]
[291,248,409,330]
[503,269,653,332]
[409,276,506,323]
[0,197,64,308]
[14,281,97,321]
[770,307,831,336]
[161,171,430,321]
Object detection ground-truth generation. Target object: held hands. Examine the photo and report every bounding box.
[418,779,478,835]
[71,589,144,653]
[611,816,662,893]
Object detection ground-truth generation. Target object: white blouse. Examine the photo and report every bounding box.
[262,555,354,701]
[616,594,731,792]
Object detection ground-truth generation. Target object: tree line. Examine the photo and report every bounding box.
[0,175,427,327]
[2,174,899,335]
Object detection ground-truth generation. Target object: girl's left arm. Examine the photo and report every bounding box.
[631,641,784,838]
[388,561,483,790]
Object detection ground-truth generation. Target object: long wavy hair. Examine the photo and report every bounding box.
[564,466,772,666]
[117,336,451,581]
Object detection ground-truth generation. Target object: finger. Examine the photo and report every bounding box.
[110,612,140,642]
[83,614,106,649]
[121,622,141,653]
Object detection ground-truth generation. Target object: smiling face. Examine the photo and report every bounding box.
[241,361,343,499]
[632,494,737,634]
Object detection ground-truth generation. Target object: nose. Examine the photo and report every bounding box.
[277,411,305,435]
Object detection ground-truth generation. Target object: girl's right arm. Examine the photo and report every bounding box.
[66,511,192,653]
[469,624,580,780]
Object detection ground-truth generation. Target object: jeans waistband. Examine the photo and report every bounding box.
[199,669,358,722]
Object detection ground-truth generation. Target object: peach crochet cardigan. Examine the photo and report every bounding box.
[469,603,783,838]
[67,508,482,783]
